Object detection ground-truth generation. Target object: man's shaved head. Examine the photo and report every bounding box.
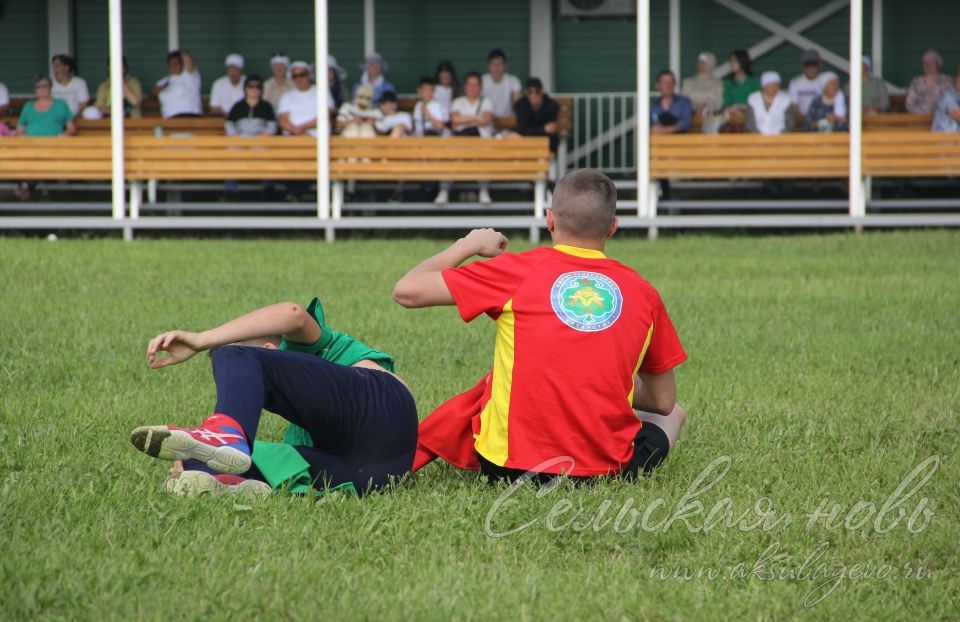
[550,169,617,239]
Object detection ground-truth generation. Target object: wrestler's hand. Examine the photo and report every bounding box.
[147,330,205,369]
[463,228,508,258]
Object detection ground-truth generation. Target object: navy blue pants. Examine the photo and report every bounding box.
[185,346,418,495]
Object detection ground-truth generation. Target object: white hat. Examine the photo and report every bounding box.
[270,54,290,67]
[360,52,388,73]
[327,55,347,81]
[820,71,840,84]
[862,55,872,72]
[760,71,781,87]
[697,53,708,62]
[290,60,311,75]
[225,53,244,69]
[81,105,102,120]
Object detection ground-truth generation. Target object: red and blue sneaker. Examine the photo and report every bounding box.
[130,414,251,474]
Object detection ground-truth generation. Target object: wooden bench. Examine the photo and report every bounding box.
[328,135,551,218]
[862,113,932,131]
[863,131,960,177]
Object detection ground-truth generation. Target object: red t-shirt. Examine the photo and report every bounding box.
[442,244,687,475]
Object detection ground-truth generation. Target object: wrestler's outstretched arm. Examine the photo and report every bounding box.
[146,302,321,369]
[392,228,507,308]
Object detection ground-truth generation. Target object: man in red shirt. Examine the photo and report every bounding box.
[393,169,687,481]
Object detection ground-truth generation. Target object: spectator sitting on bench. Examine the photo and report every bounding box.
[513,77,559,152]
[210,54,246,117]
[845,56,890,114]
[722,49,760,130]
[434,60,460,113]
[94,56,142,118]
[932,67,960,133]
[681,52,723,120]
[51,54,90,116]
[152,50,202,118]
[451,71,495,205]
[337,85,381,138]
[803,72,847,132]
[277,61,317,202]
[746,71,796,136]
[651,70,692,135]
[906,50,953,114]
[14,74,77,201]
[412,76,453,204]
[264,54,292,110]
[0,81,11,117]
[222,75,277,201]
[788,49,827,119]
[376,91,412,137]
[352,53,395,105]
[327,56,348,113]
[482,49,522,118]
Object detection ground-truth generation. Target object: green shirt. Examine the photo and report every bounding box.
[251,297,395,494]
[723,74,761,108]
[17,99,74,136]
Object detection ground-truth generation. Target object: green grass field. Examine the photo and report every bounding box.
[1,231,958,620]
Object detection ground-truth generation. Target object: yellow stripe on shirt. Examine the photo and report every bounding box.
[475,299,516,466]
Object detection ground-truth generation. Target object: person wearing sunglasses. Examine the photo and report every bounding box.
[14,75,77,200]
[277,61,317,137]
[221,75,278,200]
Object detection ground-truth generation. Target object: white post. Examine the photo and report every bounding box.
[363,0,376,56]
[637,0,651,219]
[315,0,331,230]
[530,0,555,92]
[108,0,125,225]
[167,0,179,51]
[668,0,681,80]
[47,0,74,58]
[871,0,882,77]
[849,0,865,222]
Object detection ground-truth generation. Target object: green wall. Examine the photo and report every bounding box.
[5,0,960,96]
[0,2,48,93]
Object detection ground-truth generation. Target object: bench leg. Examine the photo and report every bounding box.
[557,138,568,178]
[648,182,659,240]
[129,180,142,220]
[530,180,546,243]
[332,181,344,220]
[147,178,157,204]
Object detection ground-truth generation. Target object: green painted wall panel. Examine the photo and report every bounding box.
[74,0,362,97]
[374,0,529,94]
[0,2,48,94]
[11,0,960,98]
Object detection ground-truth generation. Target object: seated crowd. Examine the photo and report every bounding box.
[1,48,561,203]
[654,48,960,136]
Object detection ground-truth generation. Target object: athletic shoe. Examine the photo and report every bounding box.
[434,188,449,204]
[164,470,272,498]
[478,188,492,204]
[130,414,251,474]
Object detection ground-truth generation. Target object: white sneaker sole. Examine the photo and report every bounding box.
[165,471,272,498]
[130,426,251,474]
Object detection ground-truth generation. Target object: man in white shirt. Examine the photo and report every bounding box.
[0,82,9,116]
[209,54,246,116]
[152,50,202,118]
[481,48,521,118]
[788,49,828,117]
[277,61,318,137]
[51,54,90,115]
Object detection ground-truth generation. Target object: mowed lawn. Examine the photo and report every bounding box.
[1,230,958,621]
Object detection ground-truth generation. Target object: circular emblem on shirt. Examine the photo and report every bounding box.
[550,272,623,332]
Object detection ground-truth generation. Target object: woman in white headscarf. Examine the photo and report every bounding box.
[681,52,723,113]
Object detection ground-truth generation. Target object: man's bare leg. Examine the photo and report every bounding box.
[638,404,686,451]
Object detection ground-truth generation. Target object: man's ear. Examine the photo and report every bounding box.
[607,217,619,239]
[262,341,279,350]
[546,209,556,232]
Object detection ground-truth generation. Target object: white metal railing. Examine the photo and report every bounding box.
[557,92,638,175]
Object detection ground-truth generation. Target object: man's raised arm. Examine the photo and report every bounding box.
[392,228,507,308]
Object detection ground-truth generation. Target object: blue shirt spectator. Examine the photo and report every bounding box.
[651,70,692,134]
[352,53,396,105]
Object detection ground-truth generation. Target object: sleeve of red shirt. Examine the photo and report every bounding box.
[441,253,531,322]
[638,295,687,374]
